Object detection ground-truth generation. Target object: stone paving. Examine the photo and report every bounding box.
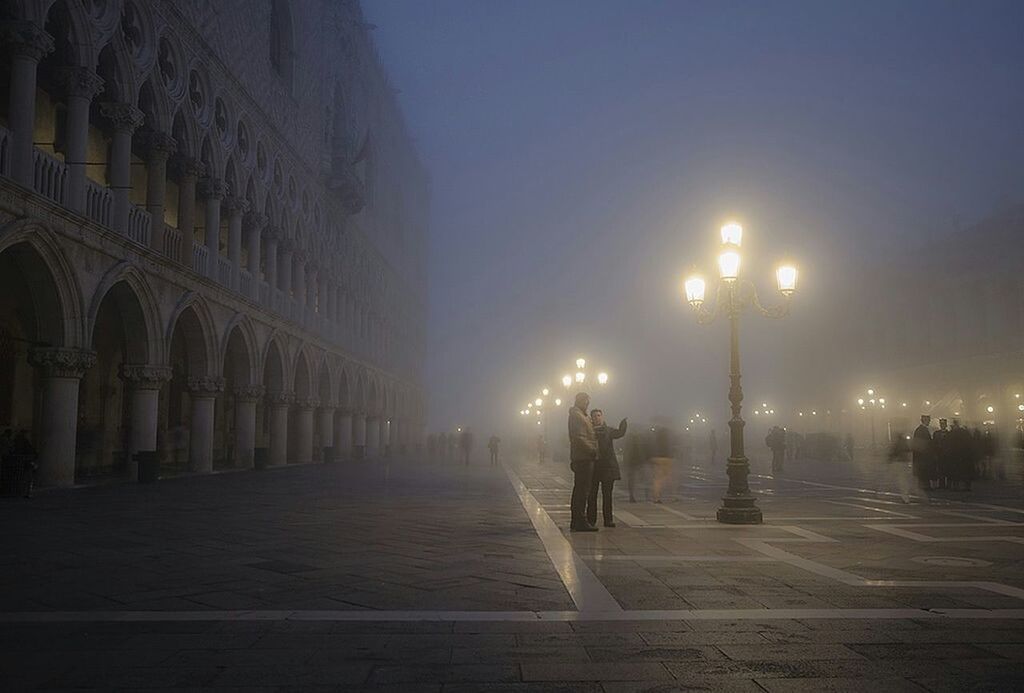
[0,451,1022,691]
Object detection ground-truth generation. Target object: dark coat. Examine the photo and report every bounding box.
[593,419,627,481]
[911,424,932,479]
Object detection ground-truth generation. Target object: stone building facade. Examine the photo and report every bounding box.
[0,0,429,486]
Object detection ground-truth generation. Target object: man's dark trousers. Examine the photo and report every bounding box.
[570,459,595,528]
[587,478,614,526]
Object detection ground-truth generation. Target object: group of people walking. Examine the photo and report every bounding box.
[911,414,993,491]
[567,392,628,531]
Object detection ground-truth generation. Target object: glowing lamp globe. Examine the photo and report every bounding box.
[776,265,798,296]
[720,222,743,247]
[684,275,706,307]
[597,372,608,385]
[575,371,586,383]
[575,358,586,369]
[718,250,740,281]
[562,374,572,388]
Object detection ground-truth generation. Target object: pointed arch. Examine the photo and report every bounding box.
[220,313,258,385]
[87,261,163,364]
[0,219,85,347]
[261,332,287,395]
[164,292,218,377]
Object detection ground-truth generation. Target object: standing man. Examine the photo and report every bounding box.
[568,392,599,532]
[588,409,627,527]
[487,435,501,466]
[459,429,474,466]
[911,414,933,491]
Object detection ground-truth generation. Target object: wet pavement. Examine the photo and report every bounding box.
[1,451,1021,691]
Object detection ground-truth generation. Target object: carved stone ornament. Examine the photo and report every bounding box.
[141,130,177,159]
[296,398,321,410]
[100,102,145,133]
[169,155,205,180]
[267,391,295,406]
[244,211,268,231]
[28,347,97,378]
[223,196,249,216]
[186,376,226,396]
[0,21,55,60]
[234,384,265,402]
[55,67,105,98]
[198,178,227,201]
[119,364,173,389]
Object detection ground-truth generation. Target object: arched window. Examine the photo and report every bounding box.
[269,0,294,92]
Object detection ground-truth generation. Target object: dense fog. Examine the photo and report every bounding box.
[364,0,1024,449]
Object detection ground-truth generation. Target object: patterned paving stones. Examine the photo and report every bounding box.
[0,453,1022,690]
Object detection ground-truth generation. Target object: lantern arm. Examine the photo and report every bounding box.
[742,279,791,320]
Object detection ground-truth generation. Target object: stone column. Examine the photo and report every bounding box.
[224,196,248,290]
[244,211,266,300]
[99,102,144,235]
[186,376,224,474]
[119,365,173,479]
[27,347,96,487]
[233,385,263,469]
[263,227,279,292]
[307,263,319,322]
[352,413,367,459]
[319,403,336,451]
[200,178,226,280]
[1,21,53,187]
[293,252,307,322]
[293,398,317,464]
[143,132,177,249]
[279,240,294,295]
[267,391,292,466]
[365,416,381,458]
[334,408,353,460]
[170,156,202,266]
[55,67,104,213]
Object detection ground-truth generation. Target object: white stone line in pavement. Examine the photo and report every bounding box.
[584,554,775,563]
[503,465,622,613]
[2,607,1022,623]
[867,524,1024,545]
[612,509,649,527]
[823,500,918,519]
[655,504,700,521]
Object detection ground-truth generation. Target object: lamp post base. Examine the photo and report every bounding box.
[717,495,763,524]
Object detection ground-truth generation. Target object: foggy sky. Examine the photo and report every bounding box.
[362,0,1024,435]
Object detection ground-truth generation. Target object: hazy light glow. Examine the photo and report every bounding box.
[597,372,609,385]
[535,398,543,406]
[718,250,740,281]
[575,371,586,383]
[720,222,743,247]
[576,358,586,369]
[684,275,706,306]
[562,375,572,388]
[541,388,549,396]
[776,265,798,296]
[555,398,562,406]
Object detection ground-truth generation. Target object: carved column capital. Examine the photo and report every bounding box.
[296,397,320,410]
[0,21,54,61]
[100,102,145,133]
[141,131,177,161]
[280,238,296,254]
[267,391,295,407]
[55,66,105,98]
[223,196,249,216]
[233,384,266,402]
[28,347,96,378]
[169,155,205,180]
[119,364,173,389]
[263,225,282,243]
[186,376,226,397]
[198,178,227,201]
[244,211,268,231]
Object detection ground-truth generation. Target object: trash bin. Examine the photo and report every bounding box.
[0,454,37,498]
[135,451,159,483]
[322,446,336,464]
[254,447,269,470]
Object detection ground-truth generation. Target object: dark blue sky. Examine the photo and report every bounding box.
[362,0,1024,433]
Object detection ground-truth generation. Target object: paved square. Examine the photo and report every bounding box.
[1,453,1022,690]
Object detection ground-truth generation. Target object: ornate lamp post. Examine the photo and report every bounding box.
[856,388,886,453]
[683,221,797,524]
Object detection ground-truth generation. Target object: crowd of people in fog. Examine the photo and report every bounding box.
[909,414,998,492]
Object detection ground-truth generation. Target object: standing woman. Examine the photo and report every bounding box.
[587,410,627,527]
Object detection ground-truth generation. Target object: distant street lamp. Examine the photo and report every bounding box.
[683,221,797,525]
[857,388,886,452]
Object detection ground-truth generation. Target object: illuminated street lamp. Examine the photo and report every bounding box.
[857,388,886,452]
[597,372,609,385]
[554,398,562,406]
[562,374,572,389]
[683,221,797,525]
